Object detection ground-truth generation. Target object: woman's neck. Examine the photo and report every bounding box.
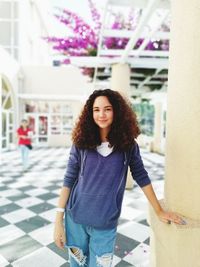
[100,128,110,142]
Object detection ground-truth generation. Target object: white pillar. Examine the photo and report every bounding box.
[111,63,133,189]
[0,75,2,154]
[111,63,130,94]
[149,0,200,266]
[152,102,163,153]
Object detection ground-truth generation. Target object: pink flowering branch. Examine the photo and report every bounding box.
[44,0,169,78]
[88,0,101,33]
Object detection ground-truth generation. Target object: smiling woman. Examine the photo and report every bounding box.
[54,89,185,267]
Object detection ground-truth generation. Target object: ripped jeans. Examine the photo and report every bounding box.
[65,212,117,267]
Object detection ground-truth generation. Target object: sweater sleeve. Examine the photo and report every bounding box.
[63,144,80,188]
[129,142,151,188]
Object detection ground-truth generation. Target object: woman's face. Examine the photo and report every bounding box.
[21,120,28,128]
[93,96,114,131]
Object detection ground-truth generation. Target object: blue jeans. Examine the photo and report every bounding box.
[19,145,29,170]
[65,213,117,267]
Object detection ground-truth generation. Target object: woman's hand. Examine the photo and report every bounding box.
[141,184,187,226]
[157,209,187,225]
[54,221,66,250]
[18,135,27,139]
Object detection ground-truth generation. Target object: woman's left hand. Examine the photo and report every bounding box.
[157,210,187,225]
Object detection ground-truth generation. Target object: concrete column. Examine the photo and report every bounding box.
[152,102,163,153]
[0,75,2,154]
[111,63,133,189]
[149,1,200,266]
[111,63,130,94]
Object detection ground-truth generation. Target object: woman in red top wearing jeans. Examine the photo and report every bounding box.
[17,119,32,171]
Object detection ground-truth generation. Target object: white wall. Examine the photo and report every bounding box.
[18,0,51,65]
[20,65,91,96]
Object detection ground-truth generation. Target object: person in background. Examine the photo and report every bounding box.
[54,89,186,267]
[17,119,32,171]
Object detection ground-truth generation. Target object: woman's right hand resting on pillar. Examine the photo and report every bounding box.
[141,184,187,225]
[157,209,187,225]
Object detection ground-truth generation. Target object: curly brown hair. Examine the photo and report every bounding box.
[72,89,141,151]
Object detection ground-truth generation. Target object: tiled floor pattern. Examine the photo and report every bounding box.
[0,147,165,267]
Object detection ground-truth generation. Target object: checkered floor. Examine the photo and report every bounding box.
[0,146,165,267]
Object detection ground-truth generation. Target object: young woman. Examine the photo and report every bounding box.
[17,119,32,171]
[54,89,186,267]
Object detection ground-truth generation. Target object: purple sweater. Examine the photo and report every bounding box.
[63,142,151,229]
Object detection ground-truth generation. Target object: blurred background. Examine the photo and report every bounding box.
[0,0,170,153]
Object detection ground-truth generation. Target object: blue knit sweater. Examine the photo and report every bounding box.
[63,142,151,229]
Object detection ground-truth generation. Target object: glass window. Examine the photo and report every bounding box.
[25,102,37,112]
[38,102,49,113]
[27,116,35,132]
[5,97,12,109]
[0,21,11,45]
[2,139,6,148]
[9,113,13,124]
[2,87,7,106]
[14,22,18,45]
[51,103,61,113]
[51,128,61,135]
[24,101,75,138]
[2,85,12,109]
[9,133,13,143]
[51,115,61,134]
[51,115,61,125]
[39,116,48,135]
[63,104,72,114]
[2,113,7,137]
[14,2,18,18]
[134,102,155,136]
[39,137,48,142]
[0,2,11,18]
[62,115,73,134]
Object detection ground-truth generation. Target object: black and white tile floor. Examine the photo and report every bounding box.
[0,147,165,267]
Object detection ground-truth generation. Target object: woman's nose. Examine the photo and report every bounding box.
[99,110,105,117]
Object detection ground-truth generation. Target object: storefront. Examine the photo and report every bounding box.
[23,100,73,146]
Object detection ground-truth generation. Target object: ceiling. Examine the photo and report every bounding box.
[69,0,171,97]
